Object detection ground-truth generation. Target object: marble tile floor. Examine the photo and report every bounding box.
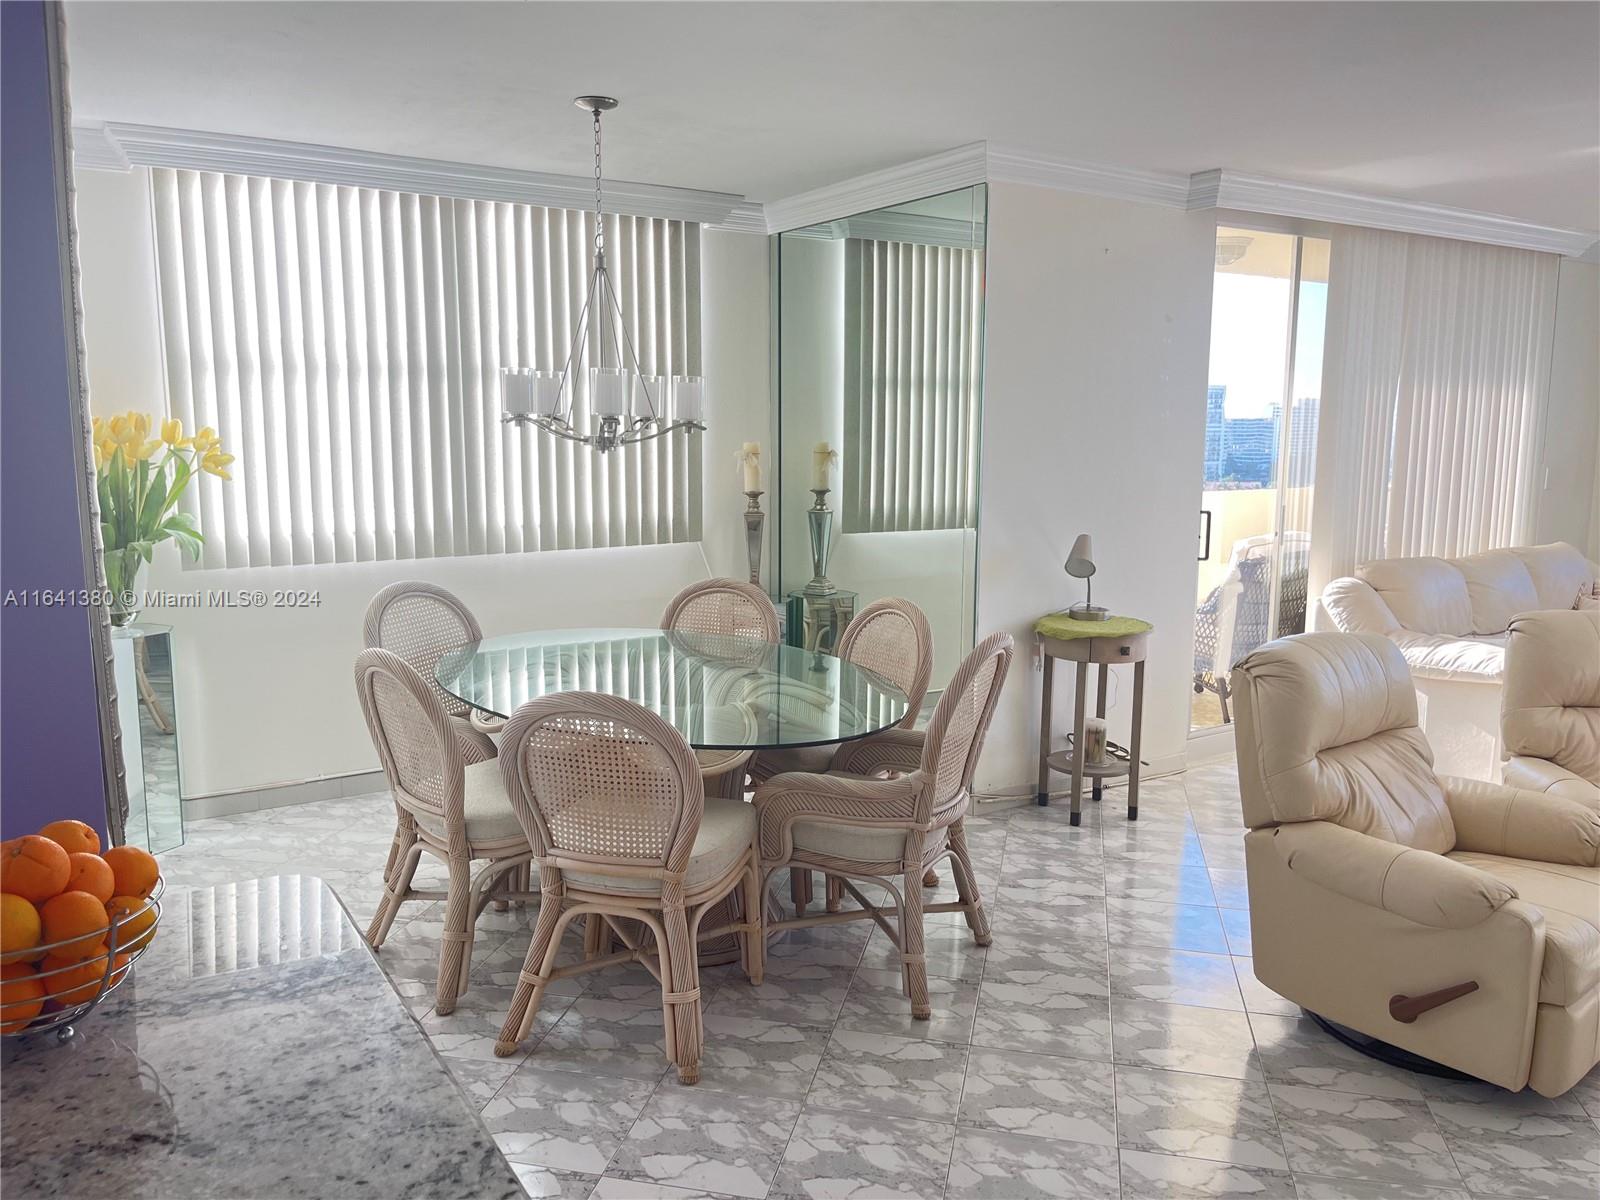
[154,759,1600,1200]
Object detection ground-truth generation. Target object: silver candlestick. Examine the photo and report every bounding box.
[804,488,837,596]
[743,491,765,587]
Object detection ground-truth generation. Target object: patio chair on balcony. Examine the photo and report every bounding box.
[1193,532,1309,723]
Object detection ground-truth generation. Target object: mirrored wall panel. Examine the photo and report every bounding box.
[776,185,986,696]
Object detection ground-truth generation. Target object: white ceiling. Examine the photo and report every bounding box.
[65,2,1600,231]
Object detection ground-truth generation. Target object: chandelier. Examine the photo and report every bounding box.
[501,96,705,452]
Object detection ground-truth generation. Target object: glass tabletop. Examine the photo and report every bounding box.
[435,628,910,751]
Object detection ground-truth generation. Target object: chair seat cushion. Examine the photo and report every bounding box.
[566,797,755,897]
[415,758,524,846]
[1389,632,1505,683]
[790,816,948,867]
[1447,851,1600,1006]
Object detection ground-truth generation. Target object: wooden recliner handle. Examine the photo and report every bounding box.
[1389,981,1479,1023]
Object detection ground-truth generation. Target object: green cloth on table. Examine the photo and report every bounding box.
[1033,612,1153,641]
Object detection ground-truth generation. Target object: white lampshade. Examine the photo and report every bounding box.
[532,369,563,417]
[591,367,630,418]
[502,369,534,415]
[673,375,705,424]
[632,374,664,420]
[1065,533,1095,578]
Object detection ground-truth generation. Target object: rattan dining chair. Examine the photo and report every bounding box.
[363,581,500,761]
[748,598,935,914]
[492,693,764,1083]
[661,578,781,800]
[753,631,1013,1019]
[355,649,536,1015]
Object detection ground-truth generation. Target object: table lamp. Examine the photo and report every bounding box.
[1065,533,1108,621]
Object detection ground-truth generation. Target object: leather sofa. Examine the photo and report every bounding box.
[1232,631,1600,1098]
[1316,542,1599,779]
[1502,608,1600,804]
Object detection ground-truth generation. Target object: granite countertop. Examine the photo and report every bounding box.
[0,876,523,1200]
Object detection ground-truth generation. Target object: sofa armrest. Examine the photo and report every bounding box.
[1503,756,1600,803]
[1270,821,1515,928]
[1320,577,1401,635]
[1440,775,1600,866]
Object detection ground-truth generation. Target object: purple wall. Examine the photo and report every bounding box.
[1,1,110,841]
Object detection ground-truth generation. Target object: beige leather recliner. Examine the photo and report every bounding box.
[1233,630,1600,1097]
[1502,609,1600,805]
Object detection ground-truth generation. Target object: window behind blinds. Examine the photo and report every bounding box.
[150,167,702,569]
[842,237,982,534]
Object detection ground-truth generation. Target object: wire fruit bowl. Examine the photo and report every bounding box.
[2,878,164,1043]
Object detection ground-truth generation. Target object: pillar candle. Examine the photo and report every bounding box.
[812,442,834,490]
[740,442,762,492]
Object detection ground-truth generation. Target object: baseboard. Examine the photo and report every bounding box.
[181,770,385,820]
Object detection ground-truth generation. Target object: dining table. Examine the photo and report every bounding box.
[434,626,911,962]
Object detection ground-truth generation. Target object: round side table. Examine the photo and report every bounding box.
[1032,613,1152,826]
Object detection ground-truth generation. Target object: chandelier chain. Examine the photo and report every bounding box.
[593,107,604,258]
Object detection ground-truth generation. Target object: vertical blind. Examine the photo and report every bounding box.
[1309,227,1558,592]
[150,168,702,569]
[842,238,982,533]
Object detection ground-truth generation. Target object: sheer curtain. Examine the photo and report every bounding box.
[842,238,982,533]
[1309,228,1558,594]
[150,168,701,569]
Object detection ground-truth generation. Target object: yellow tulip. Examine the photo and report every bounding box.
[92,416,104,437]
[93,442,106,470]
[127,439,163,462]
[109,414,130,440]
[132,412,152,439]
[160,417,189,447]
[192,426,220,454]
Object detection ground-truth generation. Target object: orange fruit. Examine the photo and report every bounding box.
[38,819,100,857]
[37,953,109,1007]
[109,952,132,988]
[101,845,160,900]
[106,895,157,954]
[0,893,42,964]
[66,852,115,904]
[0,962,46,1031]
[38,891,109,960]
[0,836,71,903]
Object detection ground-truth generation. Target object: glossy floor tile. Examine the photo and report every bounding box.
[154,759,1600,1199]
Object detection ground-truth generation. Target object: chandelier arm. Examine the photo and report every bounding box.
[554,263,604,421]
[616,419,701,446]
[599,267,657,420]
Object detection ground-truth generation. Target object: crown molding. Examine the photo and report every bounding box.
[783,210,983,249]
[1189,168,1598,259]
[761,143,987,234]
[71,122,128,171]
[986,143,1189,208]
[708,201,768,235]
[72,122,748,226]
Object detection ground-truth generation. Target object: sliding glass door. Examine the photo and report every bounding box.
[1191,228,1329,732]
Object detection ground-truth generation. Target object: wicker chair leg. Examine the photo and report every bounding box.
[790,868,813,916]
[947,821,992,946]
[660,904,704,1084]
[495,899,569,1057]
[366,835,420,948]
[825,874,844,913]
[740,853,765,986]
[900,866,931,1020]
[435,855,474,1016]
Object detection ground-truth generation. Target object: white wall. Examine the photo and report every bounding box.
[74,166,772,798]
[1538,258,1600,557]
[975,182,1216,794]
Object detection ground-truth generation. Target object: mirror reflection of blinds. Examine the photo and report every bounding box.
[843,238,981,534]
[149,168,702,569]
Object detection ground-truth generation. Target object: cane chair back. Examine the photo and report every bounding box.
[355,647,463,835]
[920,632,1015,815]
[501,693,706,879]
[662,578,780,643]
[838,598,933,728]
[364,581,484,718]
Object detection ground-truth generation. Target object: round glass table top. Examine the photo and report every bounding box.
[435,627,910,751]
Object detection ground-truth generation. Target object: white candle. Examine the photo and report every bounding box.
[502,369,533,415]
[592,367,629,418]
[812,442,834,490]
[532,370,563,417]
[632,375,663,420]
[674,375,705,424]
[740,442,762,492]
